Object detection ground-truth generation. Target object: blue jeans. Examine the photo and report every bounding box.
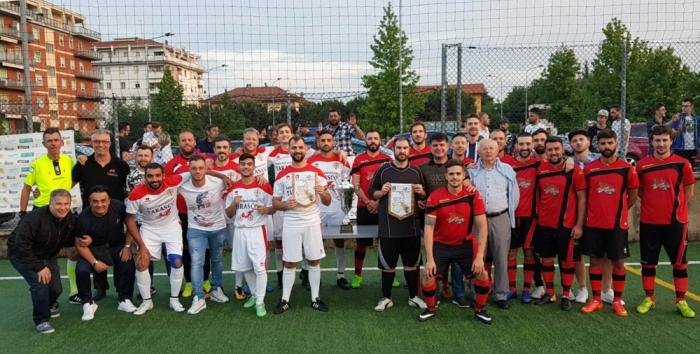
[187,227,225,298]
[451,262,466,300]
[11,257,62,325]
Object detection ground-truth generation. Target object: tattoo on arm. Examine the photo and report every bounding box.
[424,216,436,225]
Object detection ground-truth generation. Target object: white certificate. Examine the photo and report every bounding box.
[388,183,414,219]
[292,172,317,207]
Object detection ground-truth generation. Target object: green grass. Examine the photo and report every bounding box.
[1,243,699,353]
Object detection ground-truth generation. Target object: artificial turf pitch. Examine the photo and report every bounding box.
[1,243,699,353]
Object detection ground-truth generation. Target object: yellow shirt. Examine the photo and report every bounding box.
[24,154,75,207]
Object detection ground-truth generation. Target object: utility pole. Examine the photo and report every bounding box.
[19,0,33,132]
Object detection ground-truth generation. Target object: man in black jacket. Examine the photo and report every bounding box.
[8,189,90,334]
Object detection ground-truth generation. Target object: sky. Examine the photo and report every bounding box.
[50,0,700,101]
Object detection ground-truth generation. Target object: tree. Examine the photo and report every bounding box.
[151,69,190,135]
[419,88,475,122]
[537,48,585,130]
[360,3,425,137]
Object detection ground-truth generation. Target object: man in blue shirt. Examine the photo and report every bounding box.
[671,98,700,167]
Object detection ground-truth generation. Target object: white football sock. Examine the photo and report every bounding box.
[135,270,152,301]
[282,267,295,302]
[309,264,321,300]
[169,267,184,298]
[335,247,345,279]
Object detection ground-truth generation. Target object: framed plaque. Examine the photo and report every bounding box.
[388,183,414,219]
[292,172,317,207]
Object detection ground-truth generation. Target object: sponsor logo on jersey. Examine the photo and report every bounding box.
[543,184,560,196]
[651,178,671,191]
[596,182,616,195]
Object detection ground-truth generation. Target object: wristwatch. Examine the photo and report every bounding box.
[92,260,99,266]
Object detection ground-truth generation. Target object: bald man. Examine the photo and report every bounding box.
[468,139,519,309]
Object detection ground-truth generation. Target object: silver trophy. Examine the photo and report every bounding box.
[338,178,355,233]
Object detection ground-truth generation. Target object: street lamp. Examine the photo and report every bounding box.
[206,63,228,124]
[486,74,503,121]
[524,64,543,123]
[270,77,281,126]
[146,32,175,122]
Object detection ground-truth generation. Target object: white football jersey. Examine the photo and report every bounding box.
[225,180,273,228]
[126,174,187,233]
[273,164,327,227]
[308,154,350,214]
[178,175,227,231]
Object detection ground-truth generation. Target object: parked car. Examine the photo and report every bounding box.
[625,122,650,166]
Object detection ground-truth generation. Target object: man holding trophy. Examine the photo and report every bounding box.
[272,136,332,314]
[308,131,353,290]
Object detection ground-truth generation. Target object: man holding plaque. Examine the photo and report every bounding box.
[370,137,427,312]
[272,136,332,314]
[308,131,352,290]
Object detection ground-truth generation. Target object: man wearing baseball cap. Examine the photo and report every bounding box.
[587,110,608,152]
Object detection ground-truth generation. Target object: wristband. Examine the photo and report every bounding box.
[123,245,131,249]
[92,260,98,266]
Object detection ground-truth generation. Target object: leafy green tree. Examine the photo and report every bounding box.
[151,69,190,135]
[360,3,425,136]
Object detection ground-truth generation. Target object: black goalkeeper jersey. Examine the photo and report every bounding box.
[369,162,424,238]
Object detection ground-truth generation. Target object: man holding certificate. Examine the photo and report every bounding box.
[272,136,332,315]
[369,137,427,312]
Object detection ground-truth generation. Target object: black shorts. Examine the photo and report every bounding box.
[640,223,688,266]
[356,207,377,246]
[378,237,422,270]
[533,226,581,262]
[511,217,536,249]
[434,240,477,280]
[582,227,629,260]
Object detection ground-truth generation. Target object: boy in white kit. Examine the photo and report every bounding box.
[272,136,332,314]
[225,153,275,317]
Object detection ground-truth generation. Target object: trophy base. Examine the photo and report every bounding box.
[339,223,354,234]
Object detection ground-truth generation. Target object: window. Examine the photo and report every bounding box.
[133,66,139,74]
[135,82,140,89]
[80,82,85,91]
[70,59,75,70]
[79,62,84,72]
[62,102,68,110]
[17,72,22,82]
[33,51,41,64]
[122,51,128,57]
[72,102,77,110]
[49,88,56,97]
[103,67,110,75]
[50,110,58,120]
[120,82,126,89]
[45,43,53,54]
[78,41,82,50]
[32,28,40,41]
[81,103,86,110]
[134,51,141,58]
[71,80,76,90]
[68,37,73,49]
[119,66,124,75]
[35,74,43,85]
[37,97,45,108]
[58,35,64,46]
[59,56,65,68]
[61,78,67,89]
[47,67,55,77]
[106,82,112,89]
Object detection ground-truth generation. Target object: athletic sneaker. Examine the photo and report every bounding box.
[374,297,394,312]
[187,296,206,315]
[170,298,185,313]
[35,322,55,334]
[49,303,60,318]
[210,287,230,303]
[636,297,655,314]
[234,287,246,301]
[581,299,604,314]
[182,283,193,298]
[256,303,267,318]
[560,297,572,311]
[81,302,98,321]
[531,286,546,300]
[68,294,82,305]
[203,280,212,294]
[244,296,257,309]
[507,290,518,301]
[418,309,436,321]
[392,278,401,288]
[534,293,557,305]
[351,275,363,289]
[575,288,589,304]
[474,308,492,325]
[311,298,329,312]
[451,296,471,308]
[117,299,137,313]
[521,290,532,304]
[601,289,614,304]
[677,300,696,318]
[408,296,427,310]
[611,300,628,317]
[273,300,290,315]
[133,300,154,316]
[134,299,155,315]
[337,278,351,290]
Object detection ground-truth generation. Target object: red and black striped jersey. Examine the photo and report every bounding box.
[583,158,639,230]
[425,186,486,246]
[636,154,695,225]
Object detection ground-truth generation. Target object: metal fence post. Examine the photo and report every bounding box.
[456,43,462,123]
[440,44,447,132]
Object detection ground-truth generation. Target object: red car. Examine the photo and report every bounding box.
[626,122,649,165]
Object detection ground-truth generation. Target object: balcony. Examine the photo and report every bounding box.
[0,2,20,16]
[77,110,102,120]
[0,103,25,116]
[75,69,102,81]
[0,26,20,43]
[75,50,101,61]
[0,78,25,91]
[72,26,101,41]
[0,50,24,69]
[76,88,101,100]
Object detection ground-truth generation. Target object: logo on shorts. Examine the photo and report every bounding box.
[543,183,560,196]
[596,182,616,195]
[651,178,671,191]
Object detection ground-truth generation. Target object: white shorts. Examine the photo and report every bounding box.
[320,210,346,227]
[232,225,268,273]
[272,211,284,240]
[141,227,183,260]
[224,223,235,249]
[282,224,326,263]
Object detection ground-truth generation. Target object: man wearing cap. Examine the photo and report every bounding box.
[588,110,608,152]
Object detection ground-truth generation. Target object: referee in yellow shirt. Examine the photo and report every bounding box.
[19,127,79,303]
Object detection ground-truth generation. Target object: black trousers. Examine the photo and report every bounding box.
[77,245,135,302]
[11,257,62,325]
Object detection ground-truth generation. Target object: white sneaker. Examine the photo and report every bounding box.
[133,300,153,316]
[117,299,137,313]
[531,286,546,300]
[601,289,625,305]
[210,287,230,303]
[374,297,394,312]
[81,302,98,321]
[408,296,427,310]
[169,298,185,313]
[187,296,206,315]
[574,288,589,304]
